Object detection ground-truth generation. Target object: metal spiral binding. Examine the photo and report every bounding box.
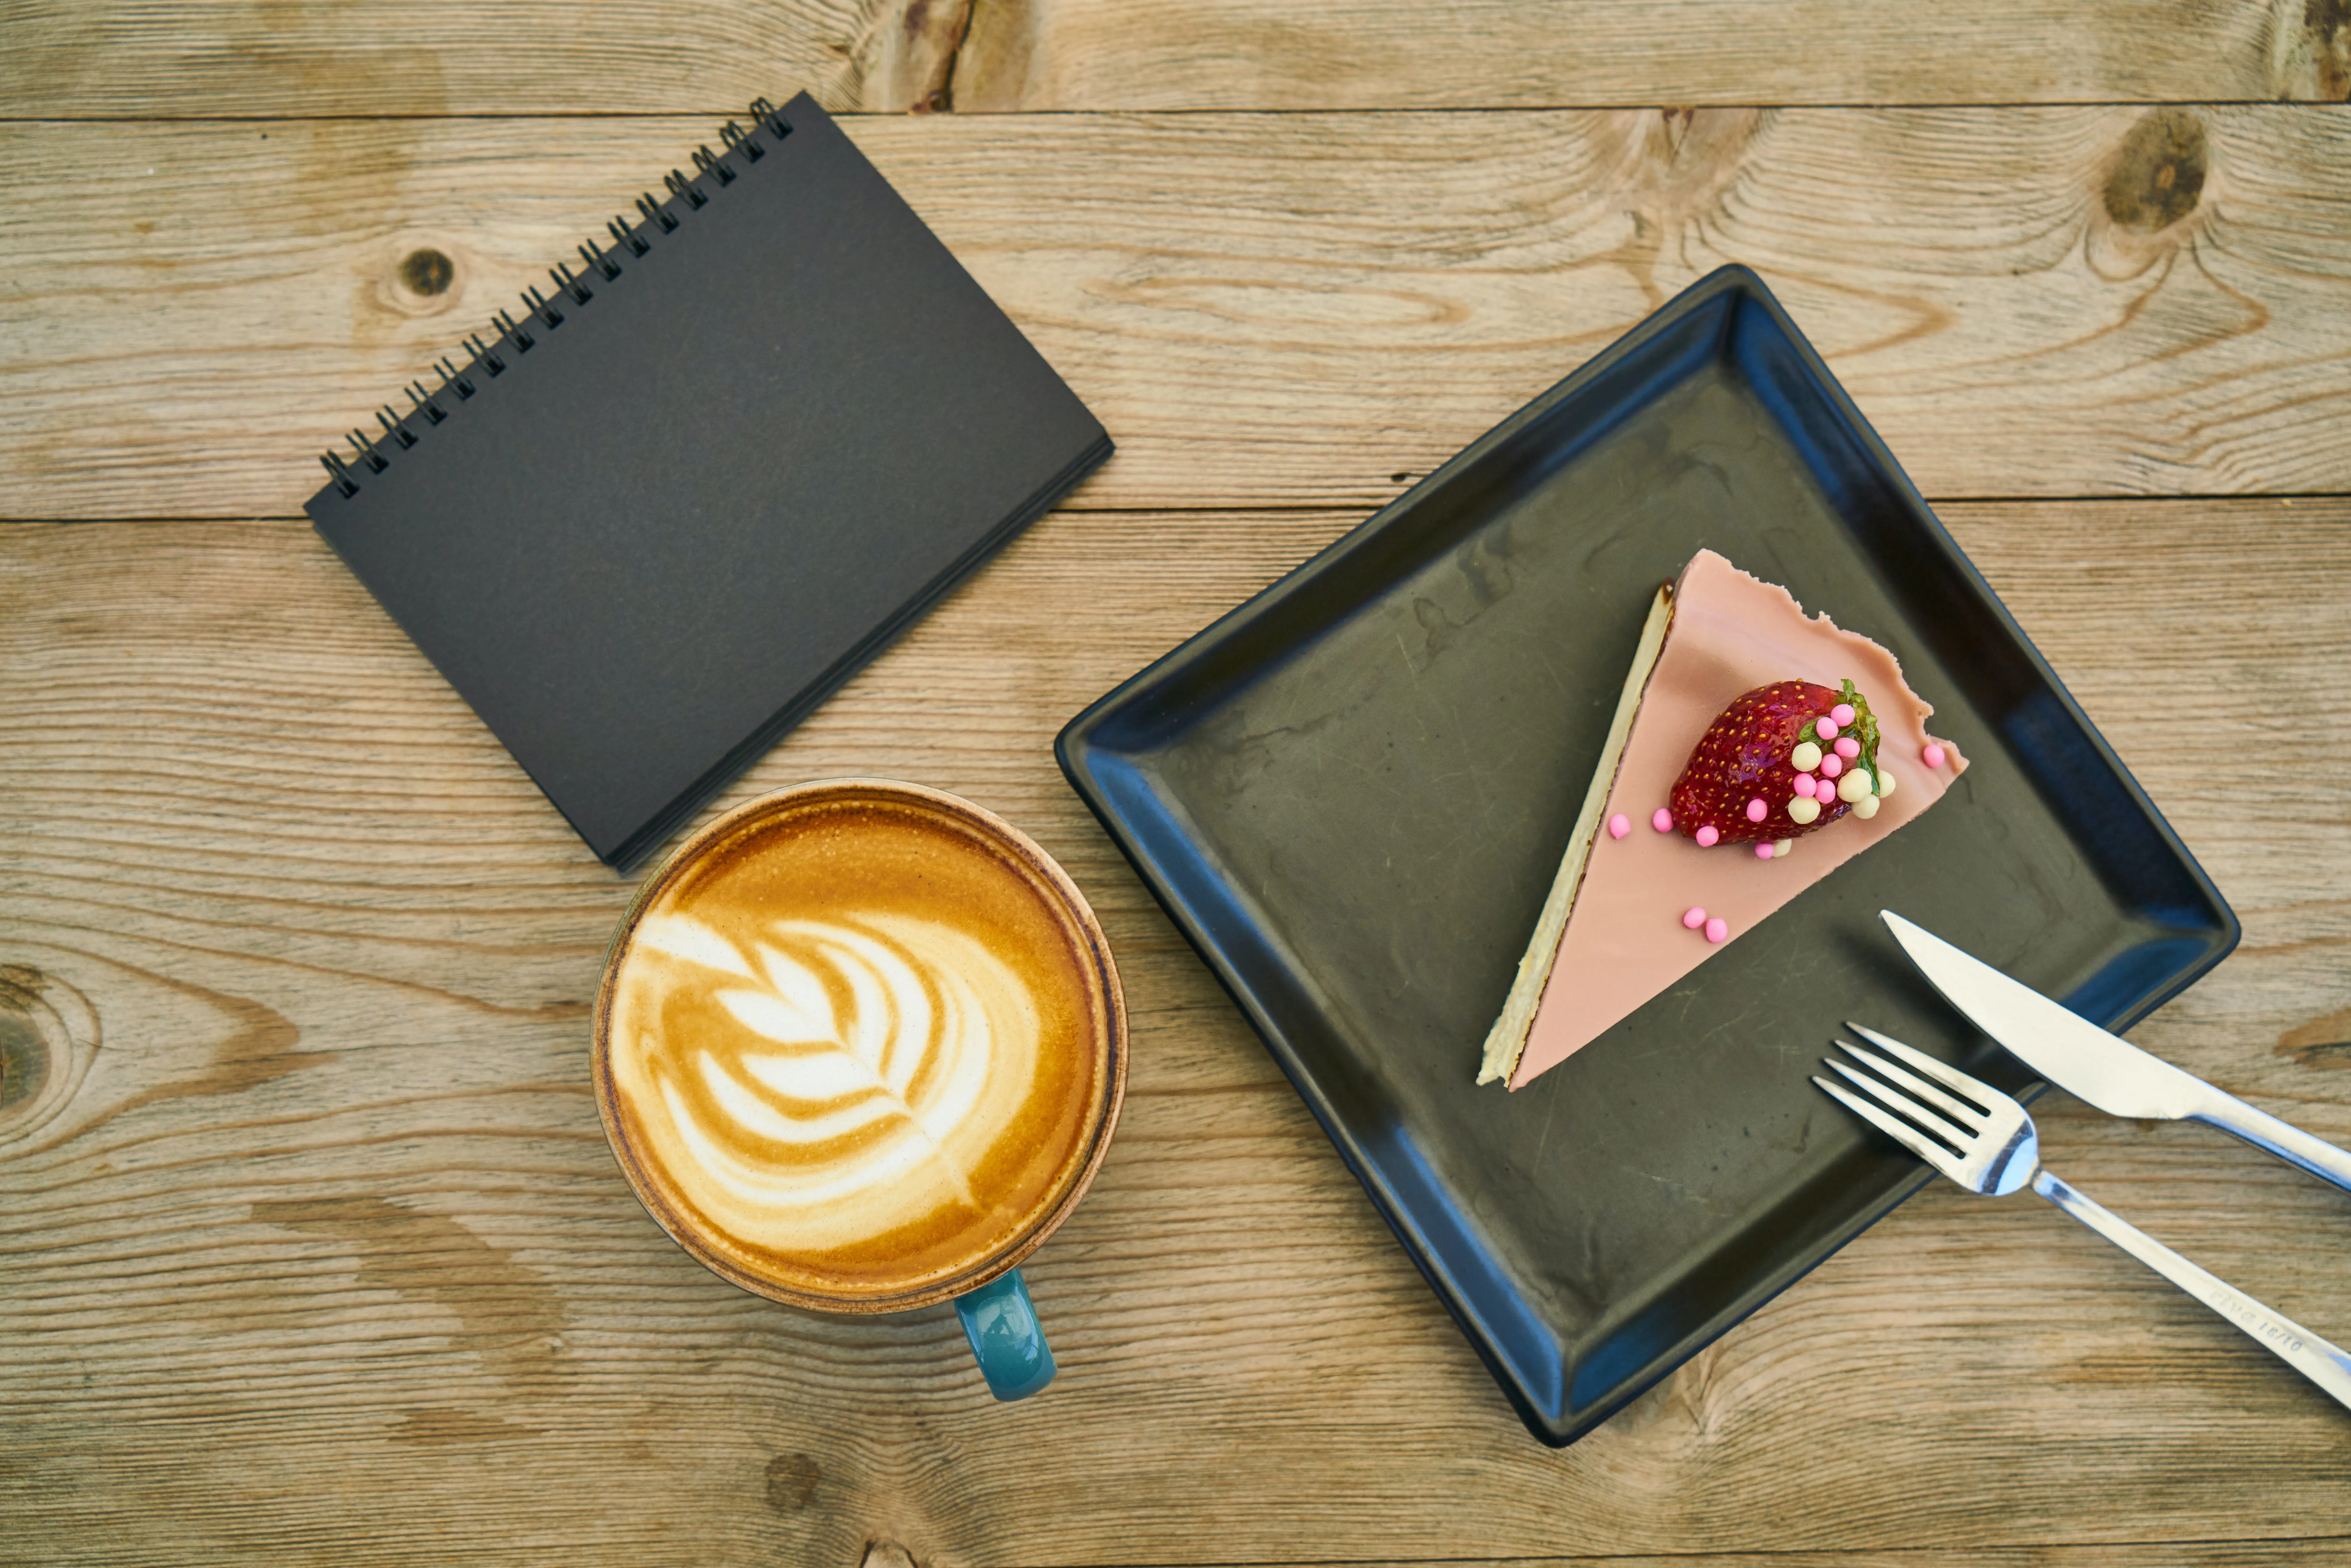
[606,215,650,258]
[316,97,795,498]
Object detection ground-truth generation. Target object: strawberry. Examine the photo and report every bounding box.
[1668,678,1885,845]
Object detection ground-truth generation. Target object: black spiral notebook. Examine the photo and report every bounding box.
[305,94,1112,869]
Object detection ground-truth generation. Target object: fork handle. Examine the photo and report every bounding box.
[2033,1169,2351,1413]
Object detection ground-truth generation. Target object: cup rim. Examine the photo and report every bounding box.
[591,778,1128,1315]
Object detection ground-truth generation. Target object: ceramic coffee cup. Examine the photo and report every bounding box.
[592,780,1126,1399]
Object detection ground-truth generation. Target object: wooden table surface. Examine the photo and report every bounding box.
[5,4,2350,1564]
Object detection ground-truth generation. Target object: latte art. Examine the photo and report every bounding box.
[595,787,1119,1306]
[623,909,1042,1250]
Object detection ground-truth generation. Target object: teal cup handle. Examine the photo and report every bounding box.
[954,1267,1056,1401]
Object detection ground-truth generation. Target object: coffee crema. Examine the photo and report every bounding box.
[596,787,1119,1308]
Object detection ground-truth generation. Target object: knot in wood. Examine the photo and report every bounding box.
[2103,109,2207,233]
[398,247,455,297]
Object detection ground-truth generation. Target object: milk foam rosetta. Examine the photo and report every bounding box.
[600,797,1108,1299]
[616,908,1043,1252]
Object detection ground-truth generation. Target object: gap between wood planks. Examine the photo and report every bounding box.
[6,99,2351,122]
[882,1531,2351,1566]
[6,495,2351,528]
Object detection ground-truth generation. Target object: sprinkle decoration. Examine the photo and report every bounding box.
[1745,797,1768,822]
[1819,753,1843,779]
[1694,825,1720,848]
[1704,917,1729,943]
[1834,736,1860,759]
[1754,843,1774,859]
[1922,742,1947,769]
[1682,906,1707,930]
[1652,807,1674,832]
[1814,717,1838,740]
[1830,702,1856,726]
[1608,813,1631,839]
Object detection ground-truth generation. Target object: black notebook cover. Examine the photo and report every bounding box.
[305,94,1111,869]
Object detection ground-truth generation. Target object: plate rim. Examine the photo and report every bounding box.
[1054,263,2241,1444]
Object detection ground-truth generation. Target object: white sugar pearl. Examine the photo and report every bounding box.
[1790,741,1823,771]
[1837,769,1872,804]
[1875,767,1897,797]
[1773,839,1792,857]
[1786,795,1822,825]
[1853,792,1882,819]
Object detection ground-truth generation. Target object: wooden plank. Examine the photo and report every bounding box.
[3,0,2349,115]
[3,500,2349,1564]
[5,109,2349,521]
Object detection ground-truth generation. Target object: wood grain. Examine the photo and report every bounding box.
[3,0,2349,115]
[5,109,2351,521]
[5,500,2349,1565]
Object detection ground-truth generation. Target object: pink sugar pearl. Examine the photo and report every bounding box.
[1745,797,1768,823]
[1814,716,1837,740]
[1695,824,1720,847]
[1834,735,1860,759]
[1923,742,1947,769]
[1704,916,1729,943]
[1682,906,1707,930]
[1607,812,1631,839]
[1830,702,1856,726]
[1792,773,1817,799]
[1652,807,1674,832]
[1754,842,1774,859]
[1819,753,1844,778]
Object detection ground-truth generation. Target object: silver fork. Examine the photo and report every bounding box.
[1816,1023,2351,1413]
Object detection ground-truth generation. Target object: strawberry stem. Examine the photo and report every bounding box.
[1839,678,1883,793]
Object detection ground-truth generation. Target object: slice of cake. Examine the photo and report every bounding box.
[1478,549,1967,1090]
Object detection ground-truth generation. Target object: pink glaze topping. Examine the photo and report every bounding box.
[1703,917,1729,943]
[1509,549,1970,1089]
[1834,736,1861,759]
[1651,807,1674,832]
[1682,906,1707,929]
[1607,813,1631,839]
[1831,702,1856,726]
[1694,824,1720,847]
[1923,742,1947,769]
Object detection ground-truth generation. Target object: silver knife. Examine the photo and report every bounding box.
[1882,910,2351,1198]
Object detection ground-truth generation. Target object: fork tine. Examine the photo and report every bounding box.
[1812,1075,1956,1172]
[1846,1022,2005,1112]
[1824,1056,1974,1150]
[1834,1037,1985,1128]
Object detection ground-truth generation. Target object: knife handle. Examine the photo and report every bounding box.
[2189,1089,2351,1199]
[2032,1169,2351,1413]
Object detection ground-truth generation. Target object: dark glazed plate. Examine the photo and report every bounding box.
[1055,266,2238,1446]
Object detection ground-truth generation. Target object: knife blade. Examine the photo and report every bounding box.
[1882,909,2351,1198]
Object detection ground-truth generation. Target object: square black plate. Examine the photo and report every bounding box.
[1056,266,2238,1446]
